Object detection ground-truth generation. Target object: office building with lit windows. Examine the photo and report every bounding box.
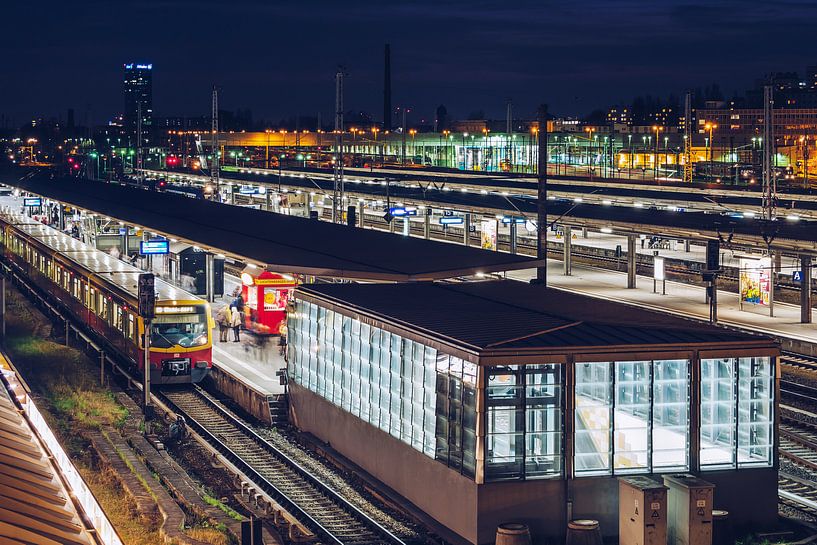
[287,281,779,545]
[123,62,153,149]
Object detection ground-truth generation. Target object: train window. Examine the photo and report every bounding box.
[114,304,123,332]
[88,287,94,310]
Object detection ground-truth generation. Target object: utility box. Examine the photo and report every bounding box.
[663,474,714,545]
[619,476,667,545]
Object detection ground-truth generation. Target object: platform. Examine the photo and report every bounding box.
[507,258,817,353]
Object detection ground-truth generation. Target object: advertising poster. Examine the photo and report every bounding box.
[481,220,497,250]
[739,257,771,306]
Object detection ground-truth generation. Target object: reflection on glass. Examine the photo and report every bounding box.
[289,300,482,477]
[614,361,650,471]
[700,358,737,468]
[653,359,689,470]
[738,357,773,467]
[575,362,612,475]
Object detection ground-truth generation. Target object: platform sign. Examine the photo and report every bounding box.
[439,216,464,225]
[138,273,156,319]
[739,257,771,307]
[23,197,41,207]
[793,270,803,282]
[388,206,417,217]
[480,220,497,250]
[654,257,665,281]
[501,216,526,225]
[139,239,170,256]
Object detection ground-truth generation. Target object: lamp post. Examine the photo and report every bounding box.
[627,134,633,178]
[584,127,595,180]
[652,125,663,180]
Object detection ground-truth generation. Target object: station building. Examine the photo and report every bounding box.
[286,280,779,544]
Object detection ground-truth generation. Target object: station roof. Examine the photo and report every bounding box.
[0,357,94,545]
[0,168,542,281]
[297,280,778,360]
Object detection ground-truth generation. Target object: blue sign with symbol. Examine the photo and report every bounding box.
[140,240,170,255]
[793,270,803,282]
[118,227,128,235]
[389,207,417,217]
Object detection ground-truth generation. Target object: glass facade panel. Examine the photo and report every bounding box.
[652,359,689,470]
[700,357,774,469]
[614,361,650,471]
[575,359,692,476]
[737,357,774,467]
[485,364,562,481]
[575,362,612,475]
[700,358,737,468]
[288,300,477,478]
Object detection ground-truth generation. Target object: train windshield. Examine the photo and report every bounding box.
[151,311,208,348]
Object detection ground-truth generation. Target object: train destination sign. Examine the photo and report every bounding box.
[24,197,42,207]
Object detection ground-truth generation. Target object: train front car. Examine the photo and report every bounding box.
[140,298,214,385]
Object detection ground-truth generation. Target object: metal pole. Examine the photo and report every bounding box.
[534,104,548,285]
[509,221,517,255]
[627,234,637,288]
[762,85,775,221]
[424,208,431,239]
[333,69,345,223]
[801,255,813,324]
[464,213,471,246]
[211,86,220,202]
[100,350,105,386]
[563,226,572,275]
[143,320,152,421]
[205,253,215,303]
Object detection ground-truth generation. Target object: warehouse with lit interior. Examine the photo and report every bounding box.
[286,280,779,544]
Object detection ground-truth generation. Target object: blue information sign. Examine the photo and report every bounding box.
[23,197,41,207]
[439,216,464,225]
[501,216,526,224]
[389,207,418,217]
[140,240,170,255]
[793,270,803,282]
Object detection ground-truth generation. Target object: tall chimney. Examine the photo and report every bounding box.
[383,44,392,131]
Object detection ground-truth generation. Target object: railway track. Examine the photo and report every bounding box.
[160,386,419,545]
[779,418,817,519]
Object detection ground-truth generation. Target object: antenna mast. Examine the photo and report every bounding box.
[211,86,220,202]
[333,68,345,223]
[683,92,693,183]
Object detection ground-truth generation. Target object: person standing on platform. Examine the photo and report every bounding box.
[278,321,288,361]
[215,305,230,342]
[230,305,242,342]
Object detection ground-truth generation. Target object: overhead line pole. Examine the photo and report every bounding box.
[533,104,548,286]
[211,86,220,202]
[333,68,345,223]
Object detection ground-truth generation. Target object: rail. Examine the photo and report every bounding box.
[161,387,412,545]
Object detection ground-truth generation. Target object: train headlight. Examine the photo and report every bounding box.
[195,334,208,346]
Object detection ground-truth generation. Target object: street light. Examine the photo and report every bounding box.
[704,122,718,161]
[652,125,663,180]
[584,127,595,179]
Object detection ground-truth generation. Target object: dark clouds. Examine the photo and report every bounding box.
[1,0,816,124]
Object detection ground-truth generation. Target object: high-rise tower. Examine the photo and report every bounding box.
[123,63,153,149]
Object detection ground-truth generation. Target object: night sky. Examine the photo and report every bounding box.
[2,0,817,126]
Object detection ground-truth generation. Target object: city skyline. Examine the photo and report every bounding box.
[3,0,817,126]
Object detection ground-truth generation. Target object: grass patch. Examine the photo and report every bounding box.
[187,526,232,545]
[203,493,245,522]
[79,465,165,545]
[6,334,129,429]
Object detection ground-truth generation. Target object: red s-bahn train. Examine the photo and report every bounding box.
[0,210,213,385]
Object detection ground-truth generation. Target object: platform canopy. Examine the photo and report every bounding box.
[0,168,542,281]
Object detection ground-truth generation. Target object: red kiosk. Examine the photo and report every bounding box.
[240,269,297,335]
